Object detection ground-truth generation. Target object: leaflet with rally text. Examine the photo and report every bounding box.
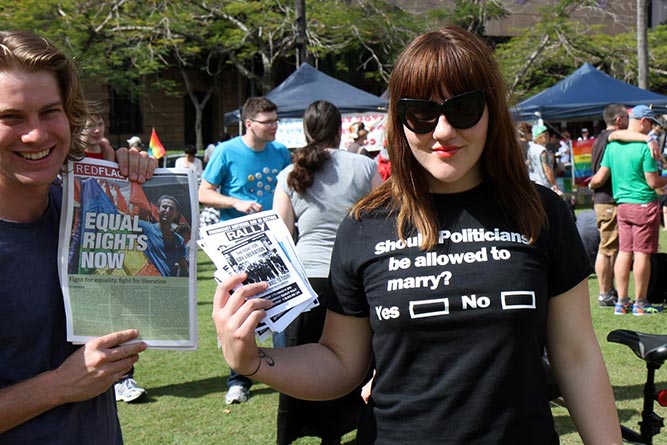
[198,210,318,340]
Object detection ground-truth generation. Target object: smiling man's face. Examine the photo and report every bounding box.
[0,69,70,193]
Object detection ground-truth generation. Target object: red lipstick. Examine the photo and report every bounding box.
[433,145,460,158]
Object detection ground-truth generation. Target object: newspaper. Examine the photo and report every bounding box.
[198,210,318,341]
[58,158,199,350]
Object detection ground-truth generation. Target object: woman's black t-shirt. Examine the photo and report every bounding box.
[328,182,592,444]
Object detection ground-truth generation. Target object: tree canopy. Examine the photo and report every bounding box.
[495,0,667,104]
[0,0,424,148]
[2,0,666,144]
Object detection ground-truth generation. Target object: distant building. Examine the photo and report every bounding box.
[389,0,665,38]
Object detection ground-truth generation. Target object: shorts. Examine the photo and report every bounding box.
[617,201,661,254]
[594,203,618,256]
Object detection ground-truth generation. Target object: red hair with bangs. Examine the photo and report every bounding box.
[351,25,546,250]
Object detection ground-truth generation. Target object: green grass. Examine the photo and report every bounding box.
[118,229,667,445]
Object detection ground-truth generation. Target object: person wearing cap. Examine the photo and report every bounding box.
[526,123,560,193]
[609,106,663,160]
[590,105,663,308]
[577,128,593,141]
[589,104,667,316]
[127,135,145,151]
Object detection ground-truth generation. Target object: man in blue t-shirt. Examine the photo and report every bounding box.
[199,96,291,404]
[199,97,291,221]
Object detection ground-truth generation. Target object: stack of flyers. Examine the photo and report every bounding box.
[198,210,319,341]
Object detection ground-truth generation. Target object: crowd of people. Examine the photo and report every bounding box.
[521,103,667,318]
[518,104,667,315]
[12,22,667,445]
[589,105,667,315]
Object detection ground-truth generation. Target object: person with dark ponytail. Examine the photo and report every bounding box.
[272,100,381,445]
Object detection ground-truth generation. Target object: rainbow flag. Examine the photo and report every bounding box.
[148,127,166,159]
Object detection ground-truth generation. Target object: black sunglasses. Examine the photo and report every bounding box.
[396,90,486,134]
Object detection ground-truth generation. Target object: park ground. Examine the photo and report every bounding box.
[117,220,667,445]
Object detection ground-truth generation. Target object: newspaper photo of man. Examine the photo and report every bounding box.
[138,195,190,277]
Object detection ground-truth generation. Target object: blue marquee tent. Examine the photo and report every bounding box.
[224,63,387,124]
[514,63,667,121]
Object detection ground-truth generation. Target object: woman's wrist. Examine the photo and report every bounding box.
[239,350,263,377]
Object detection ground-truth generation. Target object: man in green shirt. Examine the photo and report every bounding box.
[590,105,667,315]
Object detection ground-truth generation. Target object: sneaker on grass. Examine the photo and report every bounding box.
[598,290,617,307]
[225,385,250,405]
[632,303,663,316]
[114,377,147,403]
[614,301,632,315]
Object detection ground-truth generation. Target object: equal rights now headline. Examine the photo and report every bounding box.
[79,213,148,269]
[73,162,148,271]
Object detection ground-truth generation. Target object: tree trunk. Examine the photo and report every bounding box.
[180,66,213,151]
[194,104,204,152]
[295,0,307,66]
[637,0,649,89]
